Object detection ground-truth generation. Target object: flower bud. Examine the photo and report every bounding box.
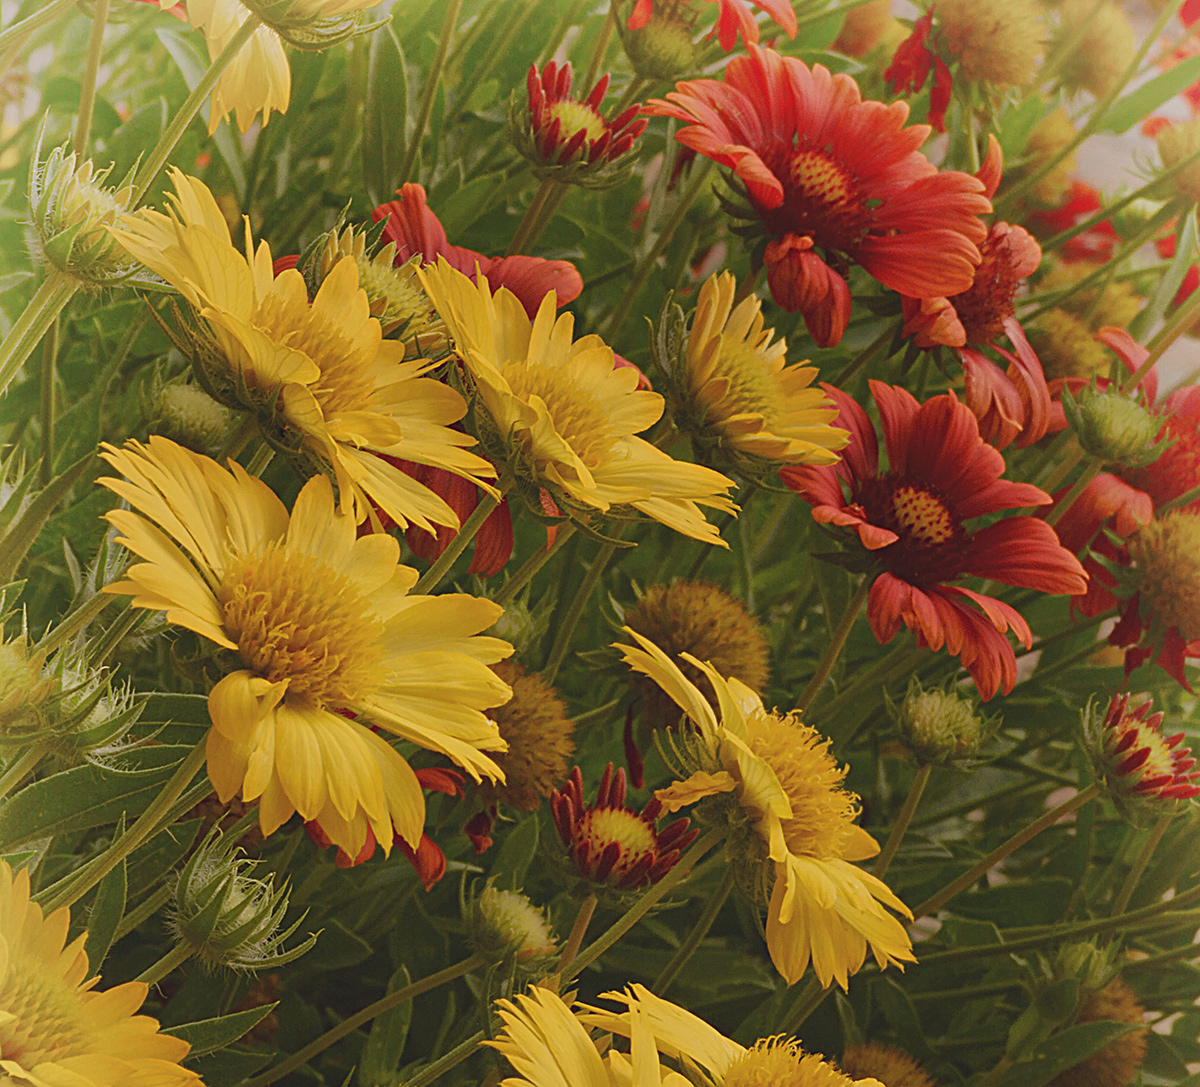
[1055,0,1134,99]
[1054,941,1119,993]
[155,383,235,457]
[468,884,556,969]
[173,828,315,971]
[619,14,699,81]
[237,0,382,48]
[29,141,136,287]
[840,1042,935,1087]
[1156,117,1200,207]
[1064,386,1162,467]
[893,678,991,765]
[0,637,52,740]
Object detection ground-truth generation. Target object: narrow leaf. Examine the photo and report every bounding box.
[363,19,408,207]
[164,1005,279,1058]
[84,814,127,974]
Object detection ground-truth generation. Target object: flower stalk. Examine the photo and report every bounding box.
[413,487,506,594]
[398,0,462,184]
[73,0,110,156]
[652,865,736,995]
[873,763,933,880]
[796,576,872,714]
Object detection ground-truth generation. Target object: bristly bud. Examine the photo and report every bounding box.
[1083,693,1200,818]
[235,0,385,49]
[1055,976,1148,1087]
[1055,0,1134,99]
[1126,511,1200,645]
[1053,940,1120,993]
[892,678,994,766]
[155,383,235,457]
[29,137,136,287]
[1063,385,1165,468]
[1156,118,1200,208]
[173,827,316,972]
[618,12,700,81]
[0,636,52,740]
[40,659,144,764]
[509,62,648,190]
[467,883,556,970]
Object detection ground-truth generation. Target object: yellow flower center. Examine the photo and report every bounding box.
[579,807,656,879]
[504,365,616,467]
[743,712,859,860]
[0,953,92,1066]
[220,543,384,706]
[1116,710,1180,783]
[546,100,607,145]
[357,258,442,341]
[892,485,956,546]
[1127,511,1200,642]
[724,1039,855,1087]
[713,338,786,428]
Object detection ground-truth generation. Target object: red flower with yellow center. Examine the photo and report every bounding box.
[551,765,697,889]
[1091,693,1200,803]
[782,381,1087,699]
[644,46,991,347]
[627,0,798,51]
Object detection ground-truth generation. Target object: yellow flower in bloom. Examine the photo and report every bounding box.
[616,629,914,989]
[0,859,199,1087]
[110,170,495,535]
[418,258,737,546]
[99,437,513,857]
[580,985,886,1087]
[487,985,691,1087]
[680,272,848,468]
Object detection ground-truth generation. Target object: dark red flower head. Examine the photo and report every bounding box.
[884,11,954,132]
[626,0,798,51]
[1090,693,1200,803]
[782,382,1087,699]
[525,62,647,169]
[645,46,990,346]
[551,764,698,890]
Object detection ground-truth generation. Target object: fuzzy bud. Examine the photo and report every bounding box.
[894,679,991,765]
[0,638,52,740]
[236,0,383,48]
[468,884,556,969]
[1064,386,1163,468]
[620,14,698,81]
[1054,941,1119,993]
[155,384,235,457]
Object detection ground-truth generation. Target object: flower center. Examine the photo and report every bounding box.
[579,807,657,879]
[724,1040,855,1087]
[712,338,786,428]
[220,543,385,707]
[891,484,957,546]
[948,232,1023,345]
[503,364,617,468]
[743,712,858,861]
[0,952,92,1067]
[763,144,869,253]
[1127,511,1200,642]
[546,100,607,146]
[857,474,968,586]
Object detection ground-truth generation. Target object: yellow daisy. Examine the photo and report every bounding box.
[99,436,513,858]
[581,985,887,1087]
[110,170,496,535]
[678,272,849,469]
[417,258,738,546]
[487,986,691,1087]
[616,629,914,990]
[0,859,198,1087]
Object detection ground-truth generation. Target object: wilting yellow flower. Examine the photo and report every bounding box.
[617,629,914,989]
[677,272,848,470]
[418,258,737,546]
[487,985,691,1087]
[580,985,886,1087]
[99,437,513,857]
[110,170,495,535]
[0,859,199,1087]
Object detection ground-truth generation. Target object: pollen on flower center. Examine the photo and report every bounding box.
[581,807,656,867]
[220,544,385,706]
[503,364,616,467]
[891,484,957,546]
[715,339,786,426]
[724,1038,855,1087]
[770,145,868,251]
[1127,511,1200,642]
[0,966,91,1065]
[744,712,859,860]
[546,99,607,145]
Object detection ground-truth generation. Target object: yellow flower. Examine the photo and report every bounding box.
[110,170,495,535]
[99,437,513,858]
[616,629,914,989]
[0,859,199,1087]
[679,272,848,469]
[580,985,887,1087]
[487,985,691,1087]
[418,258,737,546]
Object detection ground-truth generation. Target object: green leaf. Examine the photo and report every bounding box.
[488,813,539,890]
[165,1005,279,1059]
[0,744,196,849]
[84,815,126,975]
[994,1021,1145,1087]
[105,99,168,181]
[435,171,508,238]
[299,917,372,973]
[0,452,95,584]
[1101,52,1200,134]
[1004,979,1081,1062]
[362,18,408,207]
[358,963,412,1087]
[1133,208,1198,341]
[185,1044,272,1087]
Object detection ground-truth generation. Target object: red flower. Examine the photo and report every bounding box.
[782,382,1087,699]
[1027,181,1118,263]
[371,184,582,318]
[626,0,798,51]
[1093,693,1200,802]
[883,11,954,132]
[644,47,990,346]
[305,768,464,890]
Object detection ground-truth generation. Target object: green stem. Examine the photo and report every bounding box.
[977,1056,1016,1087]
[0,745,46,798]
[38,316,59,485]
[73,0,110,155]
[550,893,597,987]
[653,865,735,996]
[0,274,74,400]
[1040,442,1085,497]
[1158,481,1200,513]
[132,13,261,203]
[507,179,566,256]
[873,763,932,880]
[779,976,831,1034]
[0,0,76,77]
[831,320,897,387]
[135,941,196,987]
[42,741,209,913]
[398,0,461,185]
[912,782,1101,920]
[493,524,577,607]
[736,513,755,614]
[599,160,715,341]
[401,1030,488,1087]
[564,830,723,984]
[1045,459,1104,528]
[796,576,871,715]
[413,487,505,595]
[461,0,537,106]
[542,534,621,683]
[240,954,486,1087]
[244,441,274,477]
[37,592,114,656]
[114,883,173,942]
[1111,814,1171,918]
[582,5,616,90]
[1121,280,1200,395]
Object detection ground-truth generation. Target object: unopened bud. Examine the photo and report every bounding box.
[238,0,382,48]
[894,679,991,765]
[1055,941,1119,992]
[156,383,234,457]
[620,15,698,81]
[469,884,556,968]
[1066,386,1162,467]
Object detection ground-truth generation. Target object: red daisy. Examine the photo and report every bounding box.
[644,46,990,347]
[883,10,953,132]
[782,381,1087,699]
[371,183,583,318]
[626,0,798,51]
[1090,693,1200,803]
